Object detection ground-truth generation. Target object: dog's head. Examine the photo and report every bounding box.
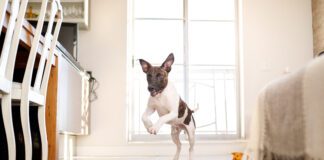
[139,53,174,97]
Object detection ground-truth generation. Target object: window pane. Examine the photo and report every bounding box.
[131,0,239,140]
[188,67,237,135]
[189,0,235,20]
[189,77,216,134]
[134,20,183,64]
[225,72,237,133]
[189,21,236,65]
[134,0,183,19]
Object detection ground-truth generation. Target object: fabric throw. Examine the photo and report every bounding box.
[247,56,324,160]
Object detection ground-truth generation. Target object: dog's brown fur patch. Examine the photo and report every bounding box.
[178,98,195,126]
[178,98,186,118]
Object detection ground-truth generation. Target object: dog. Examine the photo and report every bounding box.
[139,53,196,160]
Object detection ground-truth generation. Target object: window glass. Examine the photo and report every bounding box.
[134,20,184,64]
[131,0,239,140]
[188,0,235,20]
[189,21,236,65]
[134,0,183,19]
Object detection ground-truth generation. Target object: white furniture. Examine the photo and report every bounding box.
[10,0,63,159]
[0,0,9,37]
[57,53,90,135]
[2,1,91,158]
[27,0,89,29]
[0,0,28,159]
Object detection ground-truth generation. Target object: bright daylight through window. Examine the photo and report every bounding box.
[129,0,240,140]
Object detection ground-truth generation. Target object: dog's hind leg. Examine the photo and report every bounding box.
[185,121,195,160]
[171,126,181,160]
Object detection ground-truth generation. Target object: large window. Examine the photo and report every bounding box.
[128,0,240,141]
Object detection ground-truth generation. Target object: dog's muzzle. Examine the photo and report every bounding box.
[148,86,159,97]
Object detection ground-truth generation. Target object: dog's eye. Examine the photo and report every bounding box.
[156,73,161,78]
[147,74,152,78]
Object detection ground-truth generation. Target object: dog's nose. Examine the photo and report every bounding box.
[148,86,155,92]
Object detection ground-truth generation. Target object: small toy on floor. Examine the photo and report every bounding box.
[232,152,246,160]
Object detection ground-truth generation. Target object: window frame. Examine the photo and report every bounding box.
[127,0,242,141]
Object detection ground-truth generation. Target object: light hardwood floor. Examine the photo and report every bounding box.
[73,155,231,160]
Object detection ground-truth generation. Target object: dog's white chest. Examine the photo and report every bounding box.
[148,82,179,116]
[149,96,169,116]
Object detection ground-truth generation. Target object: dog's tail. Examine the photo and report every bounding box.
[192,103,200,113]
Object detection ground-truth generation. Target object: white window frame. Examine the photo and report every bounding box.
[127,0,242,141]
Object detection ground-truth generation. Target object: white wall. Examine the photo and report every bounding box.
[241,0,313,134]
[75,0,313,158]
[77,0,127,146]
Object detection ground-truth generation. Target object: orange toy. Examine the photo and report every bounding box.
[232,152,246,160]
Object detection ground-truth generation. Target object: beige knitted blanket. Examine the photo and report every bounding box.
[248,56,324,160]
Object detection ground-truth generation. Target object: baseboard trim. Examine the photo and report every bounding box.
[75,142,246,157]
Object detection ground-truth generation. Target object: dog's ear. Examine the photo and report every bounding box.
[161,53,174,73]
[139,59,152,73]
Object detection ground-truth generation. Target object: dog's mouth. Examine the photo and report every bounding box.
[150,91,159,97]
[148,86,162,97]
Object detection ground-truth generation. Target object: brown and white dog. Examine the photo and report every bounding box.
[139,53,196,160]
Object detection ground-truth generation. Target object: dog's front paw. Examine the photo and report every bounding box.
[145,125,153,134]
[148,126,159,135]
